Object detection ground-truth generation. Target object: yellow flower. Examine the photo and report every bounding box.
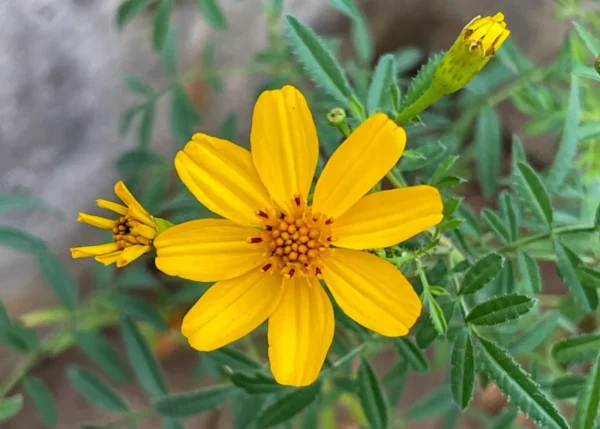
[71,181,157,267]
[154,86,443,386]
[432,12,510,95]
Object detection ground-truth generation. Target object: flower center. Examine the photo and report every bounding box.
[249,198,335,278]
[112,215,153,249]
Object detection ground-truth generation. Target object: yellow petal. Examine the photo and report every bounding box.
[184,268,283,350]
[321,248,421,337]
[95,251,122,266]
[312,114,406,218]
[77,213,116,230]
[268,276,334,387]
[116,245,150,267]
[251,85,319,209]
[71,242,120,258]
[154,218,267,282]
[131,223,157,239]
[333,186,443,249]
[96,199,127,215]
[175,134,273,227]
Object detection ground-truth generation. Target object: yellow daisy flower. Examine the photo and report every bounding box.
[154,85,443,386]
[71,181,157,267]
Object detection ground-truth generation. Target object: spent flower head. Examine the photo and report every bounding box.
[154,85,443,387]
[71,181,157,267]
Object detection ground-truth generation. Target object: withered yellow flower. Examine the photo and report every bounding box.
[154,86,443,386]
[433,12,510,95]
[71,181,157,267]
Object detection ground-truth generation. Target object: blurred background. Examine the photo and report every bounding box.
[0,0,589,427]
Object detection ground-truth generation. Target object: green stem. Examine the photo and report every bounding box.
[0,351,41,397]
[385,167,407,188]
[318,335,377,379]
[394,87,441,125]
[498,224,597,253]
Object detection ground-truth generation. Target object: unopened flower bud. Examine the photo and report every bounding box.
[326,108,347,126]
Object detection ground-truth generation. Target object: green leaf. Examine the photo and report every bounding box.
[67,366,129,412]
[430,156,459,185]
[491,406,519,429]
[115,149,165,175]
[120,317,167,396]
[575,352,600,429]
[481,208,511,244]
[549,375,585,399]
[552,333,600,363]
[153,0,172,50]
[163,418,185,429]
[0,323,39,352]
[517,162,554,228]
[394,46,423,74]
[474,106,501,201]
[405,386,453,420]
[112,293,167,331]
[23,375,58,426]
[219,113,237,141]
[547,74,580,188]
[160,26,177,76]
[137,103,155,148]
[394,338,428,373]
[476,334,569,429]
[442,197,462,220]
[256,382,322,428]
[153,385,234,417]
[0,225,43,252]
[578,266,600,289]
[499,192,518,242]
[206,346,261,372]
[170,84,200,145]
[197,0,227,30]
[117,0,158,30]
[116,264,158,289]
[0,195,59,216]
[595,202,600,227]
[75,331,130,383]
[230,371,282,395]
[517,250,542,294]
[36,249,78,309]
[284,16,356,105]
[125,75,154,96]
[450,329,475,409]
[428,298,448,335]
[553,240,598,312]
[328,0,373,64]
[382,360,408,405]
[399,139,447,171]
[357,359,388,429]
[459,253,505,295]
[233,395,266,429]
[366,54,396,114]
[457,204,481,237]
[509,310,560,355]
[400,52,444,110]
[0,299,10,328]
[573,22,600,56]
[416,300,455,348]
[0,395,23,422]
[465,294,536,326]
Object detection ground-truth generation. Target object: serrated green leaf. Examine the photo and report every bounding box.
[112,293,167,331]
[499,192,518,242]
[578,266,600,289]
[284,16,355,104]
[416,300,455,348]
[481,208,511,244]
[230,371,282,395]
[67,366,129,412]
[400,52,443,110]
[517,250,542,294]
[197,0,227,30]
[549,375,585,399]
[394,338,428,373]
[120,317,167,396]
[573,22,600,56]
[430,156,459,185]
[552,333,600,363]
[357,359,388,429]
[399,139,447,171]
[153,385,234,417]
[516,162,553,228]
[459,253,505,295]
[116,0,159,30]
[75,331,130,383]
[428,298,448,335]
[436,176,466,189]
[442,197,462,220]
[382,360,408,405]
[509,310,560,355]
[575,352,600,429]
[153,0,172,50]
[547,74,580,189]
[256,381,322,428]
[476,334,569,429]
[23,375,58,426]
[450,329,475,409]
[366,54,396,114]
[0,394,23,422]
[474,106,501,201]
[553,240,598,312]
[405,386,453,420]
[466,294,535,326]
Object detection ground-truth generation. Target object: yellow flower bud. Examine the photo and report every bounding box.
[432,12,510,95]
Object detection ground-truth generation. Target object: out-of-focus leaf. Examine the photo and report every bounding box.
[578,266,600,289]
[117,0,159,30]
[152,0,172,50]
[230,371,282,395]
[394,46,423,74]
[509,311,560,355]
[23,376,58,426]
[113,293,167,331]
[549,375,585,399]
[552,333,600,363]
[553,240,598,312]
[153,385,235,417]
[357,359,388,429]
[499,191,518,242]
[75,331,131,383]
[474,106,501,201]
[481,208,511,244]
[573,22,600,56]
[137,103,155,149]
[197,0,227,30]
[170,84,200,145]
[233,395,266,429]
[517,250,542,294]
[382,360,408,406]
[366,54,396,114]
[67,366,129,412]
[394,338,428,373]
[256,382,322,428]
[405,386,453,420]
[36,249,78,309]
[0,395,23,422]
[0,196,59,216]
[574,352,600,429]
